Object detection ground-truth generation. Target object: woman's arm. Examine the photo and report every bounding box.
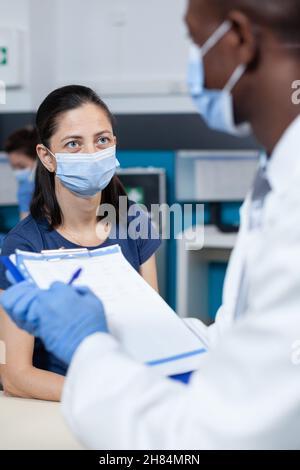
[0,293,64,401]
[139,255,159,292]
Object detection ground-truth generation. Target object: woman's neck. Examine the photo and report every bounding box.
[55,180,101,232]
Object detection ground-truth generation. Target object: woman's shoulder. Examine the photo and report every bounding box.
[123,200,161,265]
[6,215,40,239]
[126,200,152,222]
[0,216,44,289]
[123,200,157,235]
[1,215,44,254]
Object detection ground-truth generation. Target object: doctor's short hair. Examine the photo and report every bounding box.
[211,0,300,43]
[31,85,127,228]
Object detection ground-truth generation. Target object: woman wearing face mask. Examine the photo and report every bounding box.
[4,127,38,220]
[0,85,161,401]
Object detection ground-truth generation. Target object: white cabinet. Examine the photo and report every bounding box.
[177,225,237,324]
[176,150,260,202]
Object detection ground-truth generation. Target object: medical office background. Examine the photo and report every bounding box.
[0,0,261,324]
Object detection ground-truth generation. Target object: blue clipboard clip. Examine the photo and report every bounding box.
[0,256,83,287]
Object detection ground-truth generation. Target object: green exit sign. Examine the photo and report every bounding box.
[0,47,8,65]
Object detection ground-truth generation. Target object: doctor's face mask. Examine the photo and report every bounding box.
[187,20,252,137]
[45,145,120,198]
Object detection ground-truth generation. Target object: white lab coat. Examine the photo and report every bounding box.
[62,116,300,450]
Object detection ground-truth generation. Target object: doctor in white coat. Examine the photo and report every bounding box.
[2,0,300,450]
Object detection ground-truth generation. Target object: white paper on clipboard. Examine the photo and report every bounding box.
[11,245,207,376]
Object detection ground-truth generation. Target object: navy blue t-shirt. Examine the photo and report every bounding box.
[0,204,161,376]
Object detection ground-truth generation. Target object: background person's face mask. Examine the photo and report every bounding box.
[13,167,35,184]
[13,166,36,213]
[46,145,120,198]
[187,20,252,137]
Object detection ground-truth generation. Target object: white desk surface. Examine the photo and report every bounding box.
[0,392,84,450]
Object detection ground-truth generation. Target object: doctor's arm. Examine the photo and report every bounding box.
[1,280,299,450]
[62,308,299,450]
[61,236,300,450]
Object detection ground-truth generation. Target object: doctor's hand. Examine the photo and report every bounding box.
[0,281,108,366]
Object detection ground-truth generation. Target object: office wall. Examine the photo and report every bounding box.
[29,0,58,111]
[1,0,195,114]
[0,0,260,313]
[53,0,193,114]
[0,0,31,111]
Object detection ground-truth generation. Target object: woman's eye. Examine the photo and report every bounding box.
[98,137,109,145]
[66,141,79,149]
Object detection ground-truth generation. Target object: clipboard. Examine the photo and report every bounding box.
[3,245,207,377]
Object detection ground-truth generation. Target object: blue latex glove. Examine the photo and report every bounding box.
[0,281,108,365]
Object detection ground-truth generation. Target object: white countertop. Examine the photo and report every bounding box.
[0,392,83,450]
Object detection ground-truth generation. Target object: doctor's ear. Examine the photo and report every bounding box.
[227,10,259,66]
[36,144,56,173]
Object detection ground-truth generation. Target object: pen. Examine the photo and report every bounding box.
[0,256,26,284]
[68,268,83,286]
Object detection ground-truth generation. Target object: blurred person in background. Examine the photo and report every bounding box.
[4,127,38,220]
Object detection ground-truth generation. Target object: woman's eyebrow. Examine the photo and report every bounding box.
[95,130,113,136]
[61,135,83,143]
[60,130,113,143]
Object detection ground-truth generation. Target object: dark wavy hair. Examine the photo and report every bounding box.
[30,85,127,228]
[4,126,38,160]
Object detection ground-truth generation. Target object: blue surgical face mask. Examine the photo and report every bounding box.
[13,166,36,213]
[187,20,252,137]
[46,145,120,198]
[13,167,35,183]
